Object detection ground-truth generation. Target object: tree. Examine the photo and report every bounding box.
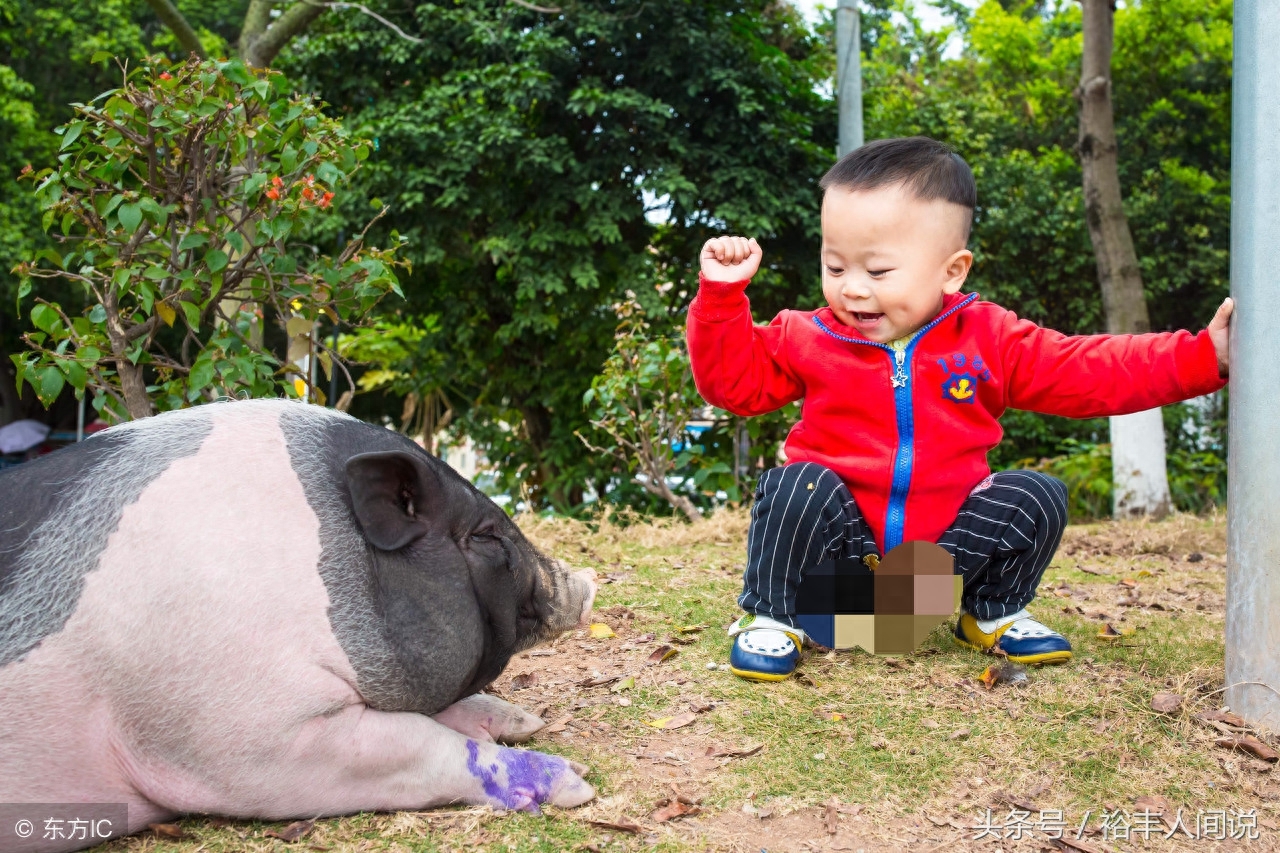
[1078,0,1169,518]
[281,0,834,510]
[12,57,404,419]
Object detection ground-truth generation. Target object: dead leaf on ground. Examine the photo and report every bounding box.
[678,624,707,634]
[647,644,678,664]
[588,623,616,639]
[815,709,847,722]
[706,742,765,758]
[646,711,698,730]
[1097,623,1125,640]
[587,818,643,834]
[950,728,971,741]
[825,799,839,834]
[510,672,538,690]
[610,676,635,693]
[651,799,700,822]
[579,674,620,688]
[1151,692,1184,714]
[1118,578,1138,589]
[541,714,574,734]
[1133,794,1175,829]
[1195,709,1247,728]
[148,824,187,840]
[1215,735,1279,762]
[528,648,558,657]
[980,661,1028,690]
[264,819,315,842]
[1077,566,1105,576]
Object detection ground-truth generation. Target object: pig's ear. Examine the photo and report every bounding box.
[345,451,441,550]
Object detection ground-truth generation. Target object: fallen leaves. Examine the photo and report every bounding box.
[148,823,186,840]
[1195,709,1247,727]
[1097,623,1126,640]
[1150,692,1183,714]
[588,623,616,639]
[651,798,700,822]
[645,711,698,730]
[1215,735,1279,762]
[979,661,1028,690]
[586,818,643,834]
[647,644,678,664]
[610,675,635,693]
[510,672,538,690]
[541,714,573,734]
[1133,794,1176,829]
[264,820,315,842]
[705,742,764,759]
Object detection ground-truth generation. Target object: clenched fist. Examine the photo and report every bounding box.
[701,236,762,283]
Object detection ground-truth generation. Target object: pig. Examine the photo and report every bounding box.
[0,399,597,853]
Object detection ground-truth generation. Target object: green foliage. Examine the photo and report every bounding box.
[580,293,703,520]
[13,57,404,419]
[282,0,834,510]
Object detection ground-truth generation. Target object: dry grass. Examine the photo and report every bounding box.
[109,509,1279,853]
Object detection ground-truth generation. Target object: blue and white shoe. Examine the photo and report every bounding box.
[953,609,1072,665]
[727,614,804,682]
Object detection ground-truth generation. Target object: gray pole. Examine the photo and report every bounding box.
[835,0,862,157]
[1225,0,1280,731]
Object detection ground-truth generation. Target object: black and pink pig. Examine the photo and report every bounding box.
[0,399,597,852]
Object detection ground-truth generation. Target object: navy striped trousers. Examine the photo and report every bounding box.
[739,462,1069,626]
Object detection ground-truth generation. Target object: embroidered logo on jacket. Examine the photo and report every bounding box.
[937,353,991,404]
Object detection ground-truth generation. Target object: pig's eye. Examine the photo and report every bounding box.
[470,530,499,542]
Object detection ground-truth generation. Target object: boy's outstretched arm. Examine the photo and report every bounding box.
[687,237,804,416]
[1000,298,1233,418]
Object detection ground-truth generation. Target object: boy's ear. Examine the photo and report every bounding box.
[942,249,973,294]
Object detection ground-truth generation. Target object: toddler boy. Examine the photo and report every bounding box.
[688,136,1233,681]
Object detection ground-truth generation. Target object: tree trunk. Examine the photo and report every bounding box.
[240,0,328,69]
[1078,0,1170,519]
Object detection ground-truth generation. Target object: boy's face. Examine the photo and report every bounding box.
[820,184,973,344]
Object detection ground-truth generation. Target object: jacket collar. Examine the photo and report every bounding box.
[813,291,979,345]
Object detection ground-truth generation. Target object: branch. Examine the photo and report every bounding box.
[241,0,328,68]
[302,0,424,43]
[508,0,563,13]
[143,0,207,59]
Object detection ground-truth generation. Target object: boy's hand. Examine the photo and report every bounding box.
[701,236,762,283]
[1208,296,1234,378]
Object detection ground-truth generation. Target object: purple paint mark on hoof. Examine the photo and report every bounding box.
[465,738,570,813]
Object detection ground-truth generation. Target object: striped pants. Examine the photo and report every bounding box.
[739,462,1069,626]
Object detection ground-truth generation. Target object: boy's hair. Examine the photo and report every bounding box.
[819,136,976,239]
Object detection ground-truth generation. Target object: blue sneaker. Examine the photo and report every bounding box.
[727,614,803,682]
[953,609,1072,665]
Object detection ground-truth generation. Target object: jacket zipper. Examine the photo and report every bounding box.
[811,293,979,551]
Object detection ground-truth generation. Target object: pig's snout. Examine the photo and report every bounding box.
[573,568,597,626]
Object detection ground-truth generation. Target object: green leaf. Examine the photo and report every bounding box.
[91,50,113,63]
[118,202,143,234]
[59,122,84,151]
[88,304,107,324]
[62,360,88,391]
[179,232,210,252]
[31,304,59,335]
[205,249,229,273]
[188,359,216,392]
[39,367,65,402]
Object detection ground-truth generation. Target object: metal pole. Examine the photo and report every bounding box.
[835,0,863,157]
[1225,0,1280,732]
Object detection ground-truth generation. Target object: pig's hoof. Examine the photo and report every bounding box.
[467,742,596,813]
[434,694,546,744]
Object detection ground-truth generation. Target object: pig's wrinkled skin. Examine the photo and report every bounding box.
[0,400,597,853]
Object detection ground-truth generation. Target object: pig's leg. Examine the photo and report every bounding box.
[164,704,594,819]
[432,694,547,744]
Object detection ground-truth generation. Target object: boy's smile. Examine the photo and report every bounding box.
[821,184,974,344]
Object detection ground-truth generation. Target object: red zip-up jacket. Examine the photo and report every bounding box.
[687,275,1228,552]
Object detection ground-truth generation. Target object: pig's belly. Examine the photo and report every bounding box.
[0,407,361,820]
